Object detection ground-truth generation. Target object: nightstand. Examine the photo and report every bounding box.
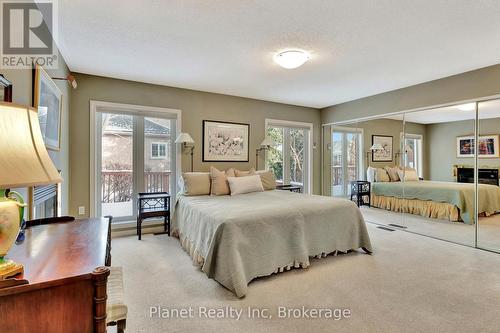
[350,181,371,207]
[137,192,170,240]
[276,184,302,193]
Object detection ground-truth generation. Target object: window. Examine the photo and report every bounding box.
[265,119,312,194]
[151,142,167,159]
[401,133,423,178]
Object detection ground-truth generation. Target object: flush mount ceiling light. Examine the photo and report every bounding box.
[457,103,476,111]
[273,50,310,69]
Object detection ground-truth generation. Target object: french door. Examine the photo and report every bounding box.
[266,120,312,194]
[331,126,363,197]
[92,103,178,222]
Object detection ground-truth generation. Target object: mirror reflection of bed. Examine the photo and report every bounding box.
[330,99,500,252]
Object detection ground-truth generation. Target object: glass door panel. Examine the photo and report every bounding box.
[477,99,500,252]
[289,128,305,186]
[331,124,362,198]
[96,112,177,222]
[331,131,344,196]
[267,125,310,192]
[99,113,134,220]
[267,127,284,184]
[144,117,173,194]
[346,132,360,195]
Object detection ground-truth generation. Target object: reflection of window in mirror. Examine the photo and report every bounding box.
[400,133,423,178]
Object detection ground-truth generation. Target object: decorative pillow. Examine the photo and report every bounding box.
[234,168,256,177]
[210,167,235,196]
[367,167,377,183]
[384,166,400,182]
[255,170,276,190]
[375,168,390,182]
[227,175,264,195]
[397,168,419,182]
[182,172,211,196]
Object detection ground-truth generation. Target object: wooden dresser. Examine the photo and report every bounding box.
[0,218,112,333]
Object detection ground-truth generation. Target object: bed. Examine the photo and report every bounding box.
[371,181,500,224]
[172,190,372,297]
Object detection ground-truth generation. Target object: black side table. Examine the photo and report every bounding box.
[350,181,371,207]
[276,184,303,193]
[137,192,170,240]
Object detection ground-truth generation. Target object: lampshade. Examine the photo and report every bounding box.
[175,132,195,144]
[0,103,62,188]
[260,137,275,148]
[370,144,384,151]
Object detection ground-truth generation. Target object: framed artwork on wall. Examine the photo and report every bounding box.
[33,65,63,151]
[372,135,393,162]
[202,120,250,162]
[457,135,500,158]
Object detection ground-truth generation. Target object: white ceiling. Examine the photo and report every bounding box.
[58,1,500,108]
[387,99,500,124]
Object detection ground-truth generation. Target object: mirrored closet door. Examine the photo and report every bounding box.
[477,99,500,252]
[401,105,476,247]
[355,116,406,229]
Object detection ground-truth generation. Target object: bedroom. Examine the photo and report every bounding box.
[2,1,500,333]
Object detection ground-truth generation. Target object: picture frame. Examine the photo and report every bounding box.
[202,120,250,162]
[33,65,63,151]
[0,74,12,102]
[372,135,393,162]
[457,135,500,158]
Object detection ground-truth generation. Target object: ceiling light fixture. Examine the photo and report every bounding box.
[273,50,310,69]
[457,103,476,111]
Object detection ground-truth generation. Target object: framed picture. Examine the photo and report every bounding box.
[372,135,393,162]
[457,135,500,158]
[203,120,250,162]
[33,65,62,151]
[0,74,12,102]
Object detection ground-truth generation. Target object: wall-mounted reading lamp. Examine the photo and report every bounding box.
[256,137,275,169]
[175,133,195,172]
[366,143,384,167]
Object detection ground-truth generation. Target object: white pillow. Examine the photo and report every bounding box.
[227,175,264,195]
[397,169,419,182]
[367,167,376,183]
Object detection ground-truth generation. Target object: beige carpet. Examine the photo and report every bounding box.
[111,224,500,333]
[361,206,500,251]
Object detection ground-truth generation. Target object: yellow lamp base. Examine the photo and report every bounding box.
[0,259,24,280]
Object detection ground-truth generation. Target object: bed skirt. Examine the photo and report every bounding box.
[175,231,350,276]
[371,194,461,222]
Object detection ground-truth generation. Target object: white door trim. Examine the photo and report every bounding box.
[89,100,182,218]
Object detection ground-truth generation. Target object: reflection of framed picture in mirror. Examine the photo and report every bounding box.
[372,135,393,162]
[456,135,499,158]
[34,65,62,151]
[0,74,13,102]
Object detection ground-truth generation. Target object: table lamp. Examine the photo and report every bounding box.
[175,132,195,172]
[0,102,62,279]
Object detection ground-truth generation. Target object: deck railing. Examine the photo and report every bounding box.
[101,170,170,203]
[332,165,357,186]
